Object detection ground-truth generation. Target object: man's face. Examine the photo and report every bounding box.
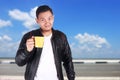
[36,11,54,32]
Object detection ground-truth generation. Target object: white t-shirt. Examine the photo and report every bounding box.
[34,34,58,80]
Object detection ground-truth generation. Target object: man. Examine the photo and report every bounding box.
[15,5,75,80]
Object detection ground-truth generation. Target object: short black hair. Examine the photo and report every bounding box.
[36,5,53,18]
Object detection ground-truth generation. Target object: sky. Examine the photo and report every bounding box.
[0,0,120,59]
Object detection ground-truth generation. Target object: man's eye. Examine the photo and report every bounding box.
[40,19,45,22]
[49,18,51,20]
[49,17,52,21]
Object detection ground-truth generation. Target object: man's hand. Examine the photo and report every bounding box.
[26,36,35,52]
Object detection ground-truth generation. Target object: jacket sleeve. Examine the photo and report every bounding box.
[62,34,75,80]
[15,33,35,66]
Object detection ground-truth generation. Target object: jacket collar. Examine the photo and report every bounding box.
[38,28,57,39]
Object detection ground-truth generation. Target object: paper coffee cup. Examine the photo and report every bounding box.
[34,36,44,48]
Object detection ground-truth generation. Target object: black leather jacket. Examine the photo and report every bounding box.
[15,28,75,80]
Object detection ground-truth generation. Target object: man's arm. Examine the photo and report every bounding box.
[15,33,35,66]
[62,35,75,80]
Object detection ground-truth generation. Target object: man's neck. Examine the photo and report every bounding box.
[42,30,52,36]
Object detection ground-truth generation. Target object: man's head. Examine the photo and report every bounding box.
[36,5,53,18]
[36,5,54,33]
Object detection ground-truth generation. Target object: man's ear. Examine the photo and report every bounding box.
[35,18,38,23]
[53,15,55,22]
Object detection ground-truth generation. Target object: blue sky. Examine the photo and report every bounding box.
[0,0,120,58]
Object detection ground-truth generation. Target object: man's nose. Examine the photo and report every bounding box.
[45,19,50,23]
[45,20,50,25]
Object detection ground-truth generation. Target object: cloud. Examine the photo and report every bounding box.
[0,35,12,41]
[9,7,38,30]
[70,33,111,58]
[0,19,12,28]
[0,35,19,57]
[75,33,110,48]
